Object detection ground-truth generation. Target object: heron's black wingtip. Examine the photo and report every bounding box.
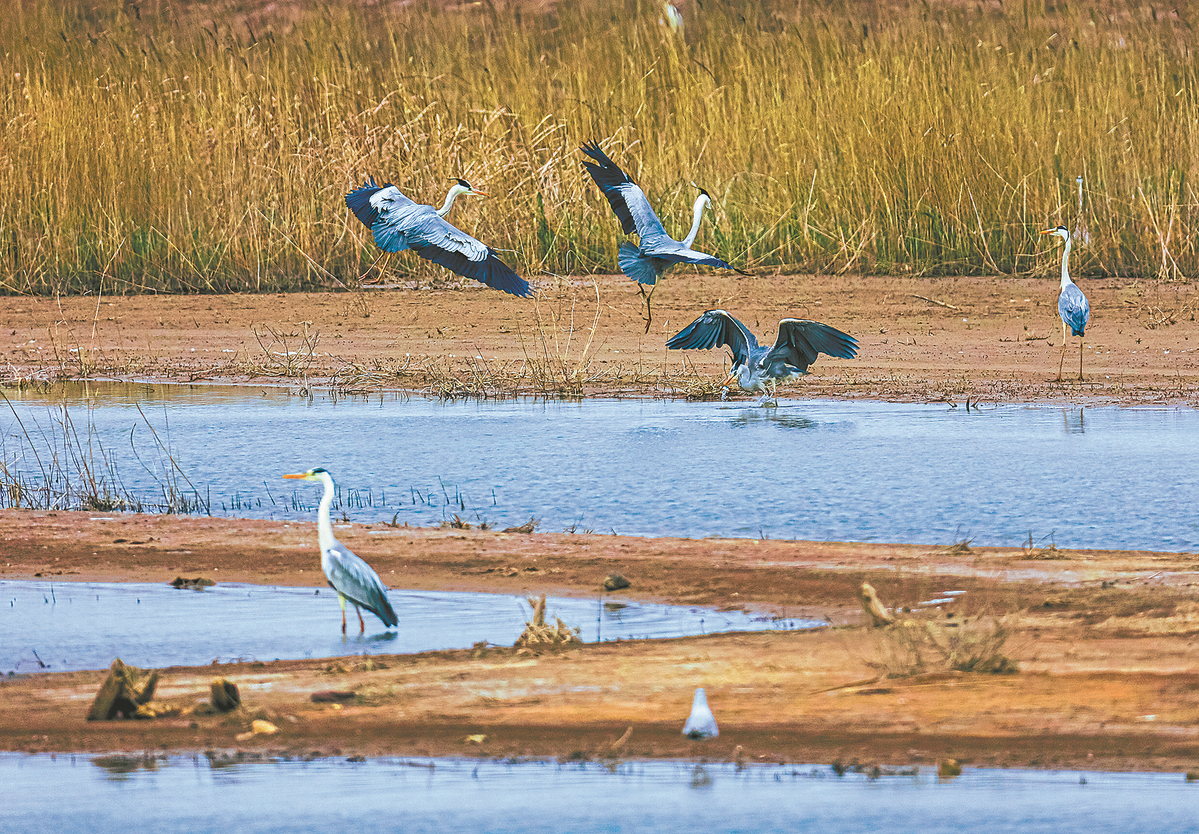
[345,176,386,228]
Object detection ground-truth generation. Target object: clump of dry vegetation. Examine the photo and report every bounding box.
[859,581,1018,677]
[3,0,1199,297]
[515,594,582,648]
[867,614,1019,678]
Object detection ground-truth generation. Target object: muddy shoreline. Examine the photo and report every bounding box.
[1,274,1196,405]
[3,510,1198,772]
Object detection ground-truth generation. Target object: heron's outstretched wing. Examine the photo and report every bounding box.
[324,540,398,627]
[580,141,669,240]
[665,309,757,368]
[345,178,417,251]
[407,214,532,298]
[1058,284,1090,336]
[767,319,859,371]
[640,239,744,272]
[345,178,532,298]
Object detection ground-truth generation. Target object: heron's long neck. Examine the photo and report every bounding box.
[1059,237,1073,290]
[437,184,469,218]
[681,195,709,248]
[317,473,336,552]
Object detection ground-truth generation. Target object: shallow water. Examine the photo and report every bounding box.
[1,580,817,674]
[3,383,1198,551]
[2,754,1197,834]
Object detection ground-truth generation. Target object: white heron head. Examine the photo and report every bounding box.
[1039,225,1070,243]
[452,177,486,198]
[283,467,334,485]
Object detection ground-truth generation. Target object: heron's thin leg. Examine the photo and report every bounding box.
[359,249,390,285]
[1078,338,1084,381]
[642,283,658,334]
[339,594,348,634]
[356,605,366,634]
[1055,321,1066,382]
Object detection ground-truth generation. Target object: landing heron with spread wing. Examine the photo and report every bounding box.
[1041,224,1090,382]
[283,467,398,634]
[667,310,859,403]
[345,176,532,298]
[580,141,747,329]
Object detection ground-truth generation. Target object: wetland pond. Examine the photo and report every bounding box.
[2,383,1197,551]
[1,580,820,674]
[3,753,1198,834]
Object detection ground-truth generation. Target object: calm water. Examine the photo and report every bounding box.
[0,580,817,674]
[2,754,1197,834]
[2,383,1197,551]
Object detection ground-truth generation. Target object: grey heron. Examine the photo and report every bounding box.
[283,467,398,634]
[667,309,858,403]
[579,141,747,329]
[345,176,532,298]
[1040,225,1090,381]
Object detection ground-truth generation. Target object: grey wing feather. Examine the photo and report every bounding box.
[1058,284,1090,336]
[640,240,741,272]
[324,541,398,627]
[579,141,668,240]
[618,241,663,285]
[406,210,532,297]
[768,319,859,371]
[665,310,757,368]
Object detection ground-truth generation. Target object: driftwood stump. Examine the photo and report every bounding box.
[859,582,896,627]
[210,677,241,712]
[87,659,159,720]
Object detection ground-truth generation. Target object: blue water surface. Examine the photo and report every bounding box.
[2,384,1196,551]
[1,754,1197,834]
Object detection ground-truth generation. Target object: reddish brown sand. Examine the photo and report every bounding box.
[0,275,1197,771]
[1,273,1195,403]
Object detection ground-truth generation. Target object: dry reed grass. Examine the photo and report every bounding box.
[3,0,1199,297]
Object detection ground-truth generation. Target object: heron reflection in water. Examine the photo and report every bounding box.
[1062,408,1085,435]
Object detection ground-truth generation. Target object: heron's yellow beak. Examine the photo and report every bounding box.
[1039,229,1054,235]
[721,372,737,388]
[470,188,488,197]
[282,472,309,480]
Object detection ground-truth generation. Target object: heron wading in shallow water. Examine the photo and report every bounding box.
[667,309,859,404]
[283,467,398,634]
[1041,225,1091,382]
[579,140,748,330]
[345,176,532,298]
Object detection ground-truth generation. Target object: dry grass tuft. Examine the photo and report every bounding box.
[867,614,1019,678]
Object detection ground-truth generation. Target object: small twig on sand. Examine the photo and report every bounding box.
[911,294,960,311]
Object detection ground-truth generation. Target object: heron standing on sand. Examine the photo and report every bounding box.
[283,467,398,634]
[1040,225,1090,382]
[667,309,858,404]
[345,177,532,298]
[579,141,747,330]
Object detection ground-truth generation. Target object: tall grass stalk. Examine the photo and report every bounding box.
[3,0,1198,294]
[0,391,209,513]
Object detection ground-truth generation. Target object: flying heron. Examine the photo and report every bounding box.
[283,467,398,634]
[345,176,532,298]
[667,309,858,403]
[1040,225,1090,382]
[579,141,747,330]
